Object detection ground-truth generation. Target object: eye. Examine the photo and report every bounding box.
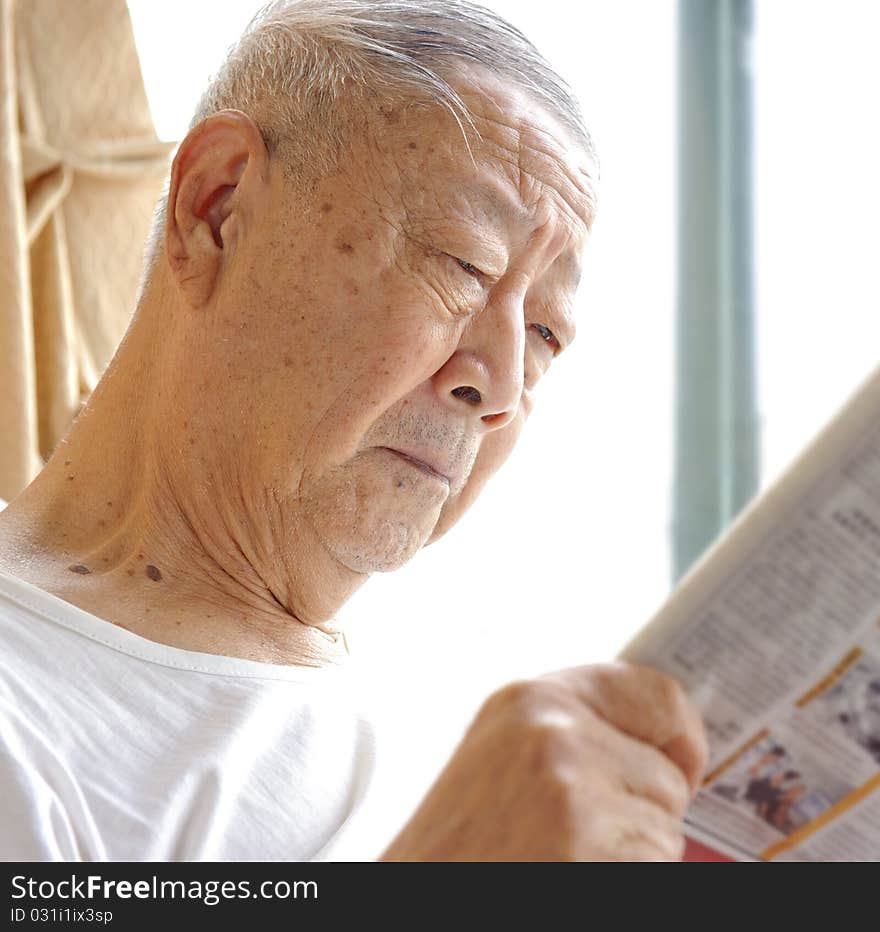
[452,256,484,279]
[531,323,561,355]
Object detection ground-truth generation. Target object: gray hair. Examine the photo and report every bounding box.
[140,0,596,289]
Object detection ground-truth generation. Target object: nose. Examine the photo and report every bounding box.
[432,291,525,431]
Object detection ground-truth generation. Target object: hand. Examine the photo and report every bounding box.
[380,662,708,861]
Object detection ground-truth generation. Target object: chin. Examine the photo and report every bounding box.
[331,521,432,573]
[302,454,451,572]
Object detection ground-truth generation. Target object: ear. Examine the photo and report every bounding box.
[165,109,269,308]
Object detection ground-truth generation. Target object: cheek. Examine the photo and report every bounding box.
[232,200,486,471]
[234,235,460,432]
[287,315,466,493]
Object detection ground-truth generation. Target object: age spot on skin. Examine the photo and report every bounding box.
[68,564,91,574]
[336,240,355,254]
[146,564,163,582]
[320,202,333,213]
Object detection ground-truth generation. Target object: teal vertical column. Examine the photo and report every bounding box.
[673,0,758,581]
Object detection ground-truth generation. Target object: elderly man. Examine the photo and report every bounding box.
[0,0,707,860]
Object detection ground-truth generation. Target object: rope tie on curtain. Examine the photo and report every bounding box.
[20,135,175,245]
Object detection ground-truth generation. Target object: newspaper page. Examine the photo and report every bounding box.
[619,365,880,862]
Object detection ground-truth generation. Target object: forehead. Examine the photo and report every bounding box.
[452,67,597,232]
[364,67,596,276]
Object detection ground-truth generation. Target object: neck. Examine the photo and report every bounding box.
[0,295,366,667]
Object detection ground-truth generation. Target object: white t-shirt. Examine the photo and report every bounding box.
[0,566,381,861]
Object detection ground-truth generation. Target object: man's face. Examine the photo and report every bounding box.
[197,68,595,576]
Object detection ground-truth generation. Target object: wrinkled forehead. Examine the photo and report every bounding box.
[441,64,597,234]
[340,64,597,269]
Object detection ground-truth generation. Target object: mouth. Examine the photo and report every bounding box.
[379,447,451,486]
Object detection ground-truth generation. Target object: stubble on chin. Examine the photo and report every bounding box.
[301,450,448,573]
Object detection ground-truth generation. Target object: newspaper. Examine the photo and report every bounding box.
[619,365,880,862]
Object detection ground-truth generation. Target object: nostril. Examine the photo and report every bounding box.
[451,386,482,405]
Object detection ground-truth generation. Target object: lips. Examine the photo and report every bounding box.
[378,447,452,486]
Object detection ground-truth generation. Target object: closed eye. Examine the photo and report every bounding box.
[453,256,484,279]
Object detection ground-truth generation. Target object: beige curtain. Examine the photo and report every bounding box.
[0,0,174,502]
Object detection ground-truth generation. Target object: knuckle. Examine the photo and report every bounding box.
[647,669,703,741]
[485,676,568,720]
[652,668,688,716]
[580,662,620,695]
[477,678,531,720]
[616,661,686,710]
[477,679,586,773]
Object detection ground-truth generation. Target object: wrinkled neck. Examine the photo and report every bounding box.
[0,295,363,666]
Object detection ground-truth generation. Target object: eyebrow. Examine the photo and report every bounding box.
[464,183,584,284]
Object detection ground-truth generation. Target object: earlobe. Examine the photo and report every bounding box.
[164,110,268,308]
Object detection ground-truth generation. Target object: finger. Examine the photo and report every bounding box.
[579,711,693,817]
[663,730,709,797]
[574,789,686,861]
[551,662,710,794]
